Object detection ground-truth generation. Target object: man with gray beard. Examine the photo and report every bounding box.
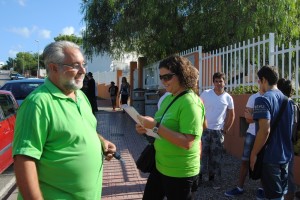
[13,41,116,200]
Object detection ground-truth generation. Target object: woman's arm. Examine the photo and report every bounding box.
[137,115,195,150]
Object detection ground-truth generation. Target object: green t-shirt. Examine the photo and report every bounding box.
[13,78,103,200]
[154,91,205,177]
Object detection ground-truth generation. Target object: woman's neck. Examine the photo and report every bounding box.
[173,88,186,96]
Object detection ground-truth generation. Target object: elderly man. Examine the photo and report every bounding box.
[13,41,116,199]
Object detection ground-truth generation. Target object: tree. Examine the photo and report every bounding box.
[13,52,37,74]
[81,0,300,63]
[54,34,83,46]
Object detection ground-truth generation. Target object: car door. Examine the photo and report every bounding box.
[0,93,17,173]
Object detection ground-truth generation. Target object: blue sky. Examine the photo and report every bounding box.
[0,0,85,65]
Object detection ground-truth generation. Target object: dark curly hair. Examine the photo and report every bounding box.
[159,55,199,93]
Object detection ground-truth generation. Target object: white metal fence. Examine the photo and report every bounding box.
[144,33,300,99]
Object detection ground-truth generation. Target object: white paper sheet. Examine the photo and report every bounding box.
[123,106,161,139]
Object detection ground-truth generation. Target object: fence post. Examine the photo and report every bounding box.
[269,33,275,66]
[198,46,203,93]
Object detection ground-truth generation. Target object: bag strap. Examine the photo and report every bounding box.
[146,90,189,144]
[159,90,189,122]
[266,95,288,144]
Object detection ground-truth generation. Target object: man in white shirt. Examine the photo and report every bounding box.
[200,72,235,181]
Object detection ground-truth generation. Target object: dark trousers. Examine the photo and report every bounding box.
[120,94,129,105]
[143,167,198,200]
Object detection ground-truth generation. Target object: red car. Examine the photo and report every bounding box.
[0,90,18,173]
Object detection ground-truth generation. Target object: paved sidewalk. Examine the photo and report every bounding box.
[96,100,149,200]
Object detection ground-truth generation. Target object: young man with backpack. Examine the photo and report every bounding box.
[108,81,118,111]
[250,66,294,200]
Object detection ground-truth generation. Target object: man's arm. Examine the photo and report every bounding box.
[203,117,208,129]
[244,107,254,124]
[14,155,43,200]
[250,118,270,170]
[223,108,235,133]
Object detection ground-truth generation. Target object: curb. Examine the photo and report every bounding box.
[0,177,16,199]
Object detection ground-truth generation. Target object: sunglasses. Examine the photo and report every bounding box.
[159,73,176,81]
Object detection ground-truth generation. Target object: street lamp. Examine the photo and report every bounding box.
[22,54,24,75]
[35,40,40,78]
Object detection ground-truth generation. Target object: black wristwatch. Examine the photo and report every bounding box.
[152,122,160,133]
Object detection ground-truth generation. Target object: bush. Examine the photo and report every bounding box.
[231,85,259,95]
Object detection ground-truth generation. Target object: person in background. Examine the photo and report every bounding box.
[157,91,171,109]
[135,55,205,200]
[13,41,117,200]
[200,72,235,182]
[250,66,294,200]
[119,76,130,110]
[225,84,264,198]
[277,78,297,200]
[81,74,89,96]
[108,81,118,111]
[87,72,98,114]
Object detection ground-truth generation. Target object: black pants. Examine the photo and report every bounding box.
[143,167,199,200]
[120,94,129,105]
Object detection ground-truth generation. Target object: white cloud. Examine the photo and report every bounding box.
[18,0,26,6]
[10,27,31,37]
[61,26,75,35]
[38,29,51,39]
[9,26,38,38]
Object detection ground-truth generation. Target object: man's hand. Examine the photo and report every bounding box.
[250,152,257,170]
[99,136,117,161]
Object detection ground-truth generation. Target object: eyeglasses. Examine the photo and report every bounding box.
[59,62,87,70]
[159,73,176,81]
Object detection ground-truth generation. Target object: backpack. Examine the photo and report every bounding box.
[292,100,300,144]
[109,86,118,96]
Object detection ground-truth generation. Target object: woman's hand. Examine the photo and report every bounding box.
[137,115,156,129]
[135,123,147,135]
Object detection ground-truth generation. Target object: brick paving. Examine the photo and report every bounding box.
[96,100,149,200]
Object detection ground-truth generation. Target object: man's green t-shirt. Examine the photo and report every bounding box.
[13,78,103,199]
[154,91,205,178]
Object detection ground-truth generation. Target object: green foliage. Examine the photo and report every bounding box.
[5,52,43,75]
[80,0,300,62]
[54,34,83,46]
[231,85,259,95]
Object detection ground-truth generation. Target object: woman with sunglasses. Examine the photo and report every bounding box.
[136,55,205,200]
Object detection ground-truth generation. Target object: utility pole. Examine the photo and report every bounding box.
[35,40,40,78]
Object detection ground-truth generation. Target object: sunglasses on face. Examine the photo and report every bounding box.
[159,73,176,81]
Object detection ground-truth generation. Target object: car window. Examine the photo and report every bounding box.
[1,82,43,99]
[0,94,17,118]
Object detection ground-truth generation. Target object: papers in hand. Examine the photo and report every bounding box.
[123,106,161,139]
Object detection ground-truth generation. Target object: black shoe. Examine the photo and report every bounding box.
[209,174,215,181]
